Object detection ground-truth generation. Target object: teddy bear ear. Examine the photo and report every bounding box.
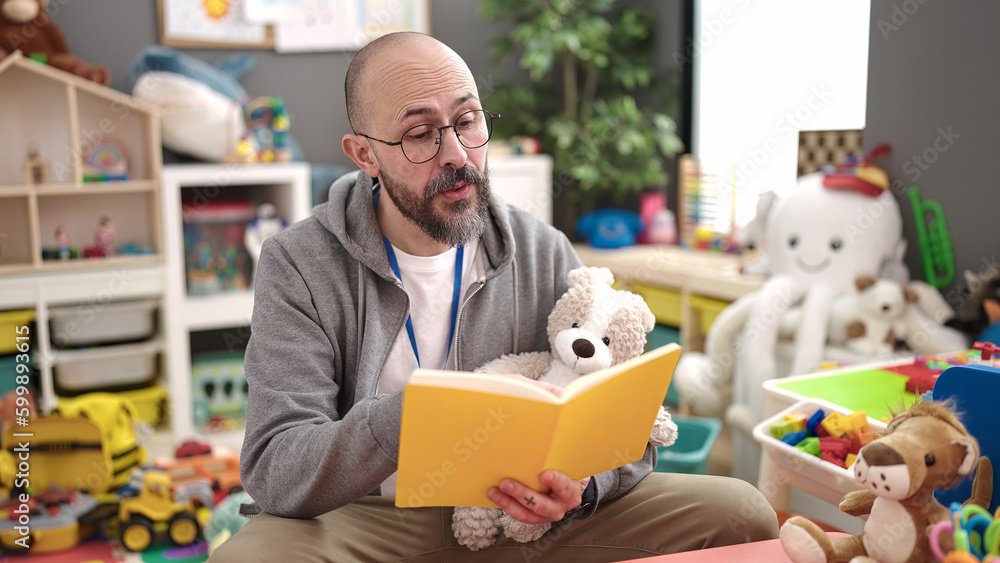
[902,285,920,303]
[951,438,979,475]
[855,275,877,291]
[568,267,615,290]
[633,295,655,333]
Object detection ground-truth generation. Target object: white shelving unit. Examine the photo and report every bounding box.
[0,52,163,275]
[0,268,167,414]
[161,163,311,449]
[0,52,167,418]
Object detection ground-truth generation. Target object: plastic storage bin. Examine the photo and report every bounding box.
[49,299,157,348]
[654,415,722,474]
[191,351,248,433]
[0,309,34,354]
[753,398,887,507]
[53,340,161,393]
[646,324,681,407]
[182,201,255,296]
[0,354,33,395]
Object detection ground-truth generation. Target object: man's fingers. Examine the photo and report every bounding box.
[540,471,587,504]
[487,485,551,524]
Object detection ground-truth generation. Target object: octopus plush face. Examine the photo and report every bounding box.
[766,173,902,292]
[546,267,654,375]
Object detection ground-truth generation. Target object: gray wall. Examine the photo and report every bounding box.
[49,0,514,167]
[50,0,685,175]
[865,1,1000,309]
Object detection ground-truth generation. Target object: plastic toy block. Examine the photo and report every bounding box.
[858,430,878,446]
[795,437,821,456]
[806,409,826,436]
[784,412,807,432]
[842,411,869,437]
[780,430,807,446]
[905,372,938,394]
[848,439,862,455]
[845,453,858,468]
[974,340,999,361]
[820,450,847,468]
[815,424,830,438]
[819,436,852,458]
[820,412,846,437]
[770,421,796,440]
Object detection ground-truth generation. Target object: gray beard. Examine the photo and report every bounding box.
[379,164,491,247]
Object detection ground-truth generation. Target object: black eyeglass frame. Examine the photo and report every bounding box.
[356,109,501,164]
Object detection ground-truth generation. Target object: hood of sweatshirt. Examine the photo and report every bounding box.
[314,170,517,281]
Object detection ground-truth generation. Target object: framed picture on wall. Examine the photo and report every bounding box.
[157,0,431,52]
[157,0,275,49]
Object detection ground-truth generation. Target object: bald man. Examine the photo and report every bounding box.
[211,33,777,562]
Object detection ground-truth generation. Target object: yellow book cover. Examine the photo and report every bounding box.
[395,343,682,508]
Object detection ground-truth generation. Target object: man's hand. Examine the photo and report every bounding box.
[487,470,589,524]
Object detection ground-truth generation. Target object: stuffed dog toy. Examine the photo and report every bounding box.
[780,400,993,563]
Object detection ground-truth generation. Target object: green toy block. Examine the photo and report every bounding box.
[795,437,821,457]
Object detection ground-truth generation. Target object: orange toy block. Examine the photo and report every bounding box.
[843,411,869,437]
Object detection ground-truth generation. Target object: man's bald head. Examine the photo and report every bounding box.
[345,32,467,134]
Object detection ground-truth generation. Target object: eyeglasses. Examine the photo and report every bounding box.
[357,109,500,164]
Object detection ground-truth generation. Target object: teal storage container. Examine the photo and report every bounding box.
[646,323,681,406]
[654,415,722,475]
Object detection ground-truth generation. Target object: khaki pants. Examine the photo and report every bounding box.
[209,473,778,563]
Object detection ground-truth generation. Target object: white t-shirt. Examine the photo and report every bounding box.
[378,238,482,497]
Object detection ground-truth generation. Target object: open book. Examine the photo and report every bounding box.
[395,343,682,508]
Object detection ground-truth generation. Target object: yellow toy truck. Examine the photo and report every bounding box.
[118,471,199,552]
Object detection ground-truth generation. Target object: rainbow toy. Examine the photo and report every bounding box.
[83,141,129,182]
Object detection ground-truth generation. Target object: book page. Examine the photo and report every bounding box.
[561,343,682,401]
[407,370,560,403]
[545,345,680,476]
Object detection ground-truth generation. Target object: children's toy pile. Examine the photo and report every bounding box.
[768,406,878,470]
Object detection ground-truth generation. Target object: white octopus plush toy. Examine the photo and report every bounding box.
[451,266,678,550]
[676,170,967,445]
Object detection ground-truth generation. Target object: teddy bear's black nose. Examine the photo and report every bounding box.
[573,339,595,358]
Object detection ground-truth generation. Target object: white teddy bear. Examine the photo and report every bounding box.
[834,275,916,356]
[451,266,678,550]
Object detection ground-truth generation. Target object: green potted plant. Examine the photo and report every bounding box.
[480,0,684,235]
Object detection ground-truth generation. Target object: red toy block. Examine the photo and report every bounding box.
[905,371,938,394]
[820,450,847,468]
[819,436,852,458]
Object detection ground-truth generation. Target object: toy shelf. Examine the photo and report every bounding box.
[0,52,164,276]
[161,162,311,444]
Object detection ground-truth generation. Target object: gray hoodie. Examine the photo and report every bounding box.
[239,171,656,519]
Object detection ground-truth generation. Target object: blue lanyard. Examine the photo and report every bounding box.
[374,189,463,369]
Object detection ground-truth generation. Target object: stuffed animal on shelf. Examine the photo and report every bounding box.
[832,276,918,357]
[127,45,302,163]
[780,400,993,563]
[451,266,678,551]
[0,0,109,84]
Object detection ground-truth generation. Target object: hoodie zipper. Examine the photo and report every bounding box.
[451,280,485,370]
[374,279,410,395]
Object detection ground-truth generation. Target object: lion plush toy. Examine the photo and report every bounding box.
[451,266,678,550]
[0,0,109,84]
[780,400,993,563]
